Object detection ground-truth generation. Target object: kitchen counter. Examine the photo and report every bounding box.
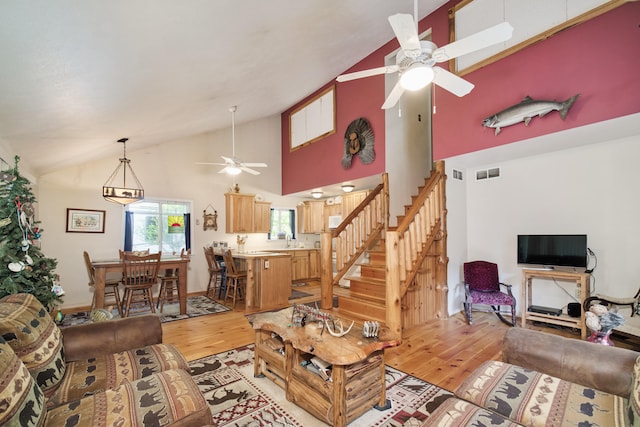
[215,249,292,310]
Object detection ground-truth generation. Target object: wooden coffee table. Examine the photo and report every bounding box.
[248,307,400,427]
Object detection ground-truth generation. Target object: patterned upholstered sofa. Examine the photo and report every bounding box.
[428,328,639,426]
[0,293,213,426]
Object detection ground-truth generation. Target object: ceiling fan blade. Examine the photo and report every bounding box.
[337,65,399,82]
[220,155,235,164]
[217,167,229,174]
[388,13,421,53]
[196,162,227,166]
[240,166,261,175]
[381,80,406,110]
[241,162,267,167]
[432,67,475,97]
[432,22,513,62]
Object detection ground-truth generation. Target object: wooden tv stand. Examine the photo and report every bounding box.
[248,307,400,427]
[521,268,591,339]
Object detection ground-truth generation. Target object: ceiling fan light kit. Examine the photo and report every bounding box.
[197,105,267,176]
[336,1,513,110]
[102,138,145,205]
[400,63,434,91]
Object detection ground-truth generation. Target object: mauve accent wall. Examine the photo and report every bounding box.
[433,1,640,160]
[281,1,640,195]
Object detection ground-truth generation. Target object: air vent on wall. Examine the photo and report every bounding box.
[475,167,501,181]
[452,169,463,180]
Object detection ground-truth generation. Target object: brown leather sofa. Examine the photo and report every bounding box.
[427,328,639,426]
[0,293,213,426]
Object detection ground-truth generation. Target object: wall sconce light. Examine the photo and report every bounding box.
[341,184,355,193]
[311,190,323,199]
[102,138,144,205]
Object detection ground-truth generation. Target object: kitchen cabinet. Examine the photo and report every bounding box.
[309,250,320,278]
[274,249,320,282]
[323,203,342,230]
[341,190,369,217]
[291,251,309,281]
[253,201,272,233]
[225,193,272,233]
[297,200,324,233]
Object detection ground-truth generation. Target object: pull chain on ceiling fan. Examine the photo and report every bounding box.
[197,106,267,175]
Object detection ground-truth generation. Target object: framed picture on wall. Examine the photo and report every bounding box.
[66,208,105,233]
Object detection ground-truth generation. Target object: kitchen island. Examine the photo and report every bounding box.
[216,250,292,311]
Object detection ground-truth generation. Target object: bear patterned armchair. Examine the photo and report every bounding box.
[463,260,516,326]
[0,293,212,426]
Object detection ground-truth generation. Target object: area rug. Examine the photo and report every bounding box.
[289,289,313,300]
[189,344,453,426]
[59,295,230,327]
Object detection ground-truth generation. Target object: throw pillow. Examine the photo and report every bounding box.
[0,335,46,426]
[0,293,66,398]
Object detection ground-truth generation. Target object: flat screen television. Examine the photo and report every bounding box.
[517,234,587,268]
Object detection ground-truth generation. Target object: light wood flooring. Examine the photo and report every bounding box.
[162,282,636,392]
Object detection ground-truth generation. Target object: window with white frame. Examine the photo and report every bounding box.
[125,199,191,253]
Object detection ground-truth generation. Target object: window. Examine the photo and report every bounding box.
[269,208,295,240]
[125,199,191,253]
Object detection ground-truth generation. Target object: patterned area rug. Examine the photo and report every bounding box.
[189,344,453,426]
[59,295,230,327]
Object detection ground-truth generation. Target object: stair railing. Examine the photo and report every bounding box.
[386,161,447,337]
[319,173,388,310]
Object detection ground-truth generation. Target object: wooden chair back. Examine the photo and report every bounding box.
[221,249,243,277]
[83,251,95,286]
[122,251,162,286]
[204,246,222,272]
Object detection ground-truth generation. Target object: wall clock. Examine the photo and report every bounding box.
[341,117,375,169]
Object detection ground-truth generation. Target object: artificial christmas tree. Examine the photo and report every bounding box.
[0,156,61,309]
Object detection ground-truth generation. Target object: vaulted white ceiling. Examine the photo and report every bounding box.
[0,1,448,177]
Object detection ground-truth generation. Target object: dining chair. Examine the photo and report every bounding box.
[204,246,225,300]
[157,249,190,312]
[221,249,247,308]
[83,251,123,317]
[121,251,162,317]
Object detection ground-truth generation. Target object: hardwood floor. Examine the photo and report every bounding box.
[162,282,635,392]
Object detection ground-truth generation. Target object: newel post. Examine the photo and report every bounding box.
[320,231,333,310]
[386,230,402,339]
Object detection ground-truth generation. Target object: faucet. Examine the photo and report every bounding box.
[286,234,291,248]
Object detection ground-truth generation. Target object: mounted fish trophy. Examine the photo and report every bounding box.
[482,94,580,135]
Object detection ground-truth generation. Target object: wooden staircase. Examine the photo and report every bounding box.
[319,161,448,340]
[338,241,387,322]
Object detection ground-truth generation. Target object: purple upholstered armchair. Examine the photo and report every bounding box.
[463,261,516,326]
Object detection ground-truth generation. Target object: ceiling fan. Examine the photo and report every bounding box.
[197,106,267,176]
[336,1,513,109]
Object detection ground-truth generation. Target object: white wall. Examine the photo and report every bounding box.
[37,115,306,309]
[445,133,640,317]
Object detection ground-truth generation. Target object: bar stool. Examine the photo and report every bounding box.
[157,249,190,312]
[204,246,225,300]
[221,249,247,308]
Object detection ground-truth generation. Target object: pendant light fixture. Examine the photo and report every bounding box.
[102,138,144,205]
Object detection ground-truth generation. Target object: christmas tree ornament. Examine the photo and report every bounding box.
[8,261,25,272]
[0,217,10,227]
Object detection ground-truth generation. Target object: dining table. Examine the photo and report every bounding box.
[91,255,191,315]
